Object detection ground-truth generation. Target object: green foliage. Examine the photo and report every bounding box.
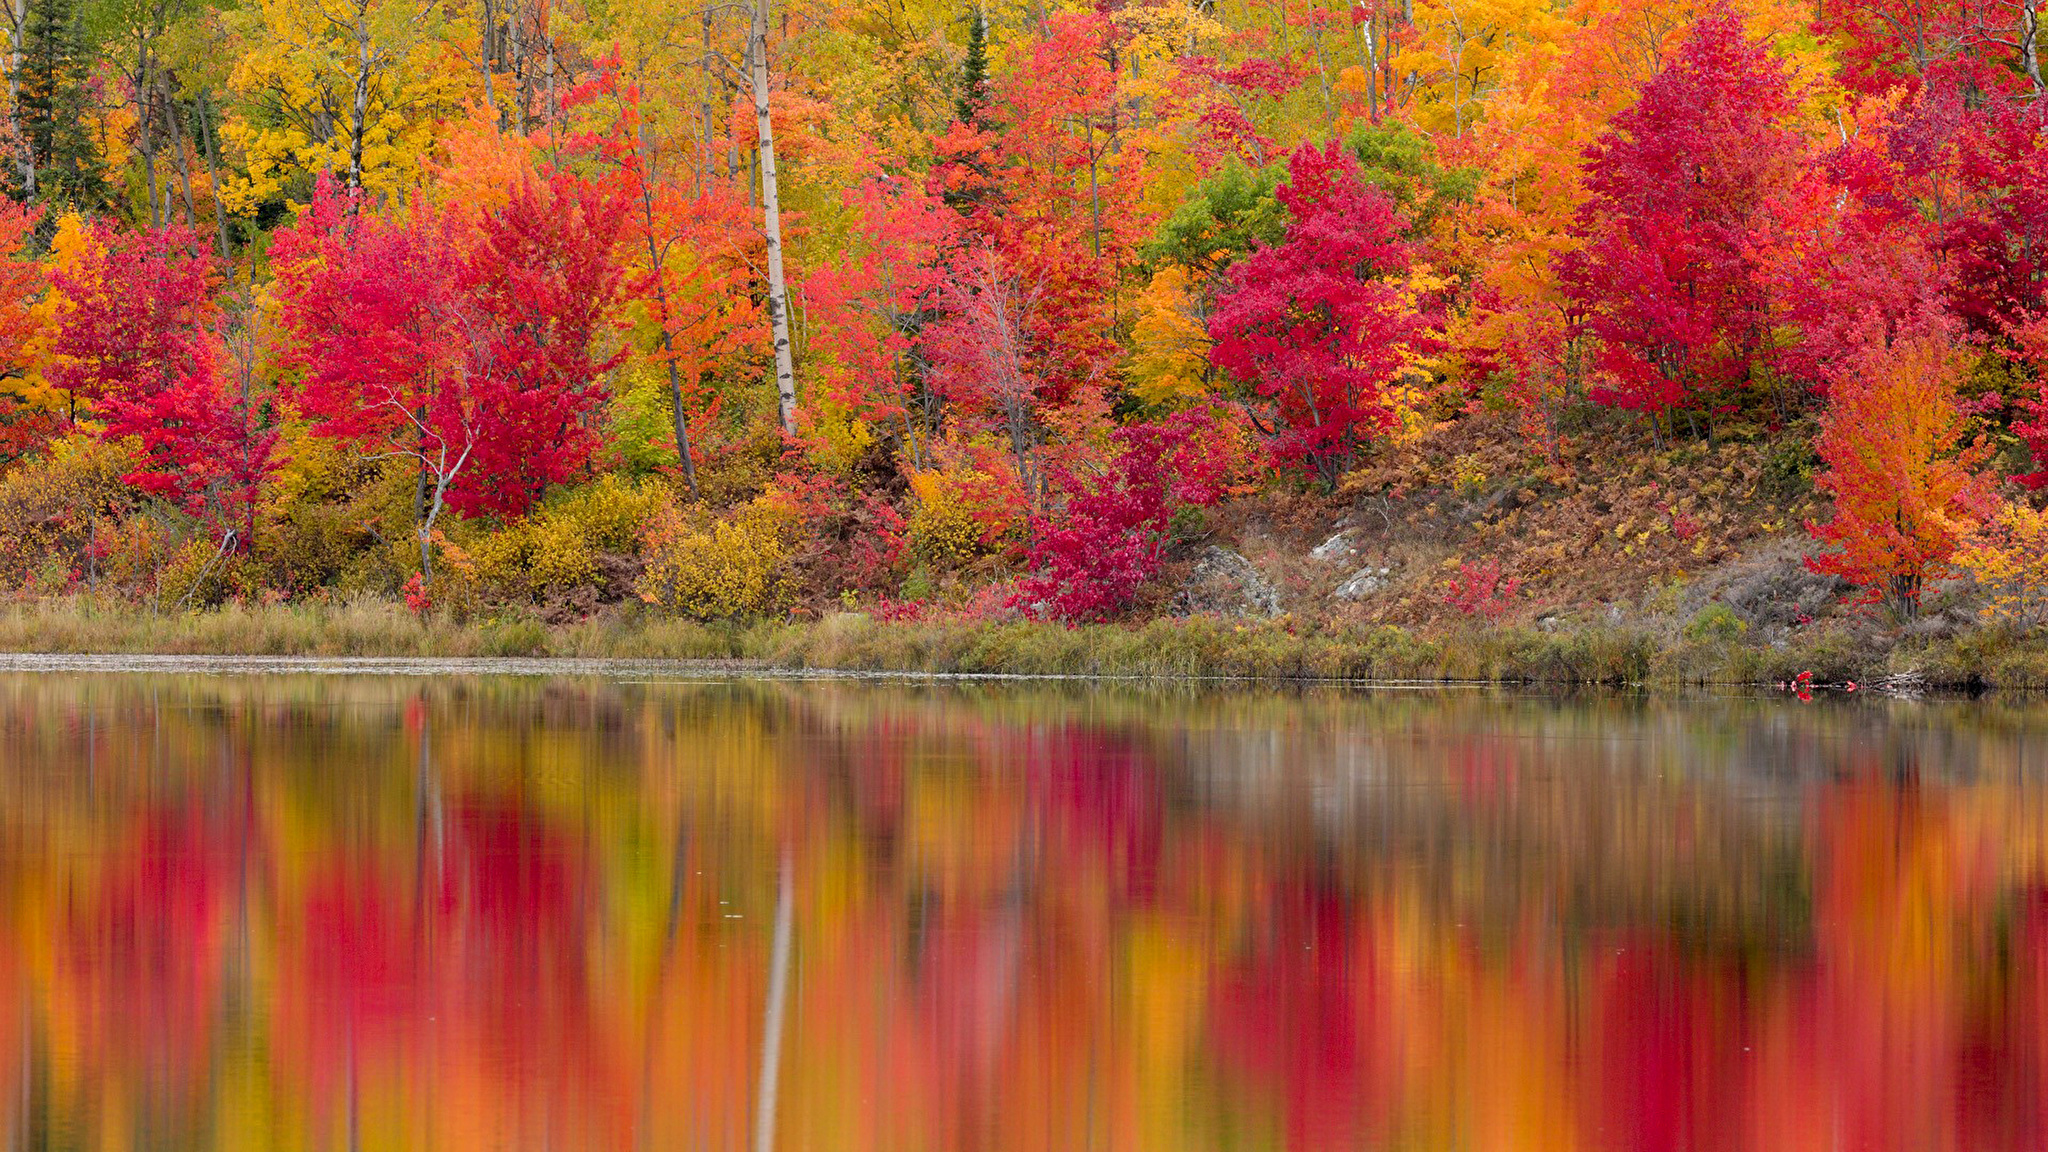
[605,363,679,479]
[954,4,991,126]
[1146,163,1287,283]
[15,0,108,209]
[1343,120,1480,237]
[1758,425,1820,502]
[1683,602,1749,642]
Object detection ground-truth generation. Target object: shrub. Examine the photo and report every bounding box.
[1953,501,2048,630]
[1683,601,1748,642]
[636,496,793,619]
[459,475,671,601]
[1444,557,1520,619]
[769,472,909,598]
[0,436,136,591]
[1017,415,1233,623]
[906,466,1018,570]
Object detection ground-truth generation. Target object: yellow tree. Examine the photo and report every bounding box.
[221,0,475,207]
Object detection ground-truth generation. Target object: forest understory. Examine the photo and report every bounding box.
[3,403,2038,691]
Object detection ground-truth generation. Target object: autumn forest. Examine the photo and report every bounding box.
[0,0,2045,666]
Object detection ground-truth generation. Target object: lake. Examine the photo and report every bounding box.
[0,666,2043,1149]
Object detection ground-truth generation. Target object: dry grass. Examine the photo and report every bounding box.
[0,594,2039,688]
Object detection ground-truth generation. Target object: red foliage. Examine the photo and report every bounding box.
[1017,413,1232,622]
[48,223,216,410]
[924,12,1143,420]
[1443,557,1520,619]
[803,176,960,445]
[271,172,625,521]
[1563,7,1805,420]
[49,224,273,539]
[1811,0,2035,98]
[454,175,627,513]
[1208,140,1433,486]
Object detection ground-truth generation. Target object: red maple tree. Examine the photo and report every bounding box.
[1562,6,1806,433]
[1208,140,1434,487]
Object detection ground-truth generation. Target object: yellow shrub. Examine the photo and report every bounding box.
[548,474,668,552]
[460,475,671,599]
[0,436,134,589]
[636,497,793,619]
[906,467,1015,570]
[1954,501,2048,629]
[803,396,877,476]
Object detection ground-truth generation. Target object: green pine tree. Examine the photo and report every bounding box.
[13,0,109,210]
[953,5,990,128]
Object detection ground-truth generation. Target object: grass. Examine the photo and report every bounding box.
[1,594,2044,688]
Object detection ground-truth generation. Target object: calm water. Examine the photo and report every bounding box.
[1,671,2046,1150]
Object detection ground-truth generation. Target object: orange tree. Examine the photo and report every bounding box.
[1805,331,1995,618]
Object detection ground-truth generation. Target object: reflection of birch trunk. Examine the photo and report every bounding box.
[752,848,794,1152]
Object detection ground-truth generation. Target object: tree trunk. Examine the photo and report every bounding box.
[751,0,798,435]
[162,77,196,228]
[137,44,160,226]
[196,89,232,269]
[2024,0,2046,95]
[478,0,497,111]
[348,3,373,190]
[8,0,25,196]
[664,356,701,497]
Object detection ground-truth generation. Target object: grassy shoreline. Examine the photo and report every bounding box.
[0,596,2041,690]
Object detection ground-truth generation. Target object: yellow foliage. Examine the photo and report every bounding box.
[1954,501,2048,630]
[9,213,93,413]
[905,467,1014,570]
[463,476,672,599]
[0,436,135,589]
[801,396,878,477]
[221,0,476,212]
[1127,268,1212,405]
[636,497,794,619]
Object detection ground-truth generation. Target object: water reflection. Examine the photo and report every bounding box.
[0,676,2044,1148]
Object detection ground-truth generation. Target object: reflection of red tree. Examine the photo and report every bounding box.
[59,811,228,1117]
[1586,940,1752,1152]
[915,898,1027,1150]
[1208,881,1379,1152]
[435,800,629,1148]
[1029,728,1164,903]
[270,860,420,1134]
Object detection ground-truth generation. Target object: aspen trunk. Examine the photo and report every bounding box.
[8,0,26,195]
[196,89,231,269]
[751,0,797,435]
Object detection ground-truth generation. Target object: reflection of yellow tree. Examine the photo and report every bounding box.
[0,678,2043,1147]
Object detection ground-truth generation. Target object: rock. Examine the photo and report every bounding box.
[1334,564,1396,600]
[1176,547,1282,617]
[1310,530,1360,563]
